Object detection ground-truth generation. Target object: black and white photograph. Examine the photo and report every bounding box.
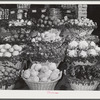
[0,1,100,96]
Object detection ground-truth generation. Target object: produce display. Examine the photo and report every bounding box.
[21,62,62,90]
[0,5,100,90]
[22,62,61,82]
[0,44,24,89]
[64,18,97,36]
[66,40,100,64]
[65,18,100,90]
[9,19,32,27]
[0,44,23,57]
[26,28,67,63]
[37,14,68,32]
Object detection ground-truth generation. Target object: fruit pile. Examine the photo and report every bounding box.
[66,18,97,28]
[31,28,61,43]
[0,44,23,57]
[37,14,68,31]
[9,19,33,27]
[0,60,22,88]
[22,62,61,82]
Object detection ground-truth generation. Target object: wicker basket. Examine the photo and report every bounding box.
[22,71,62,90]
[69,80,99,90]
[68,28,94,36]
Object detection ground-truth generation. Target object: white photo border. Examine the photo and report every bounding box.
[0,1,100,99]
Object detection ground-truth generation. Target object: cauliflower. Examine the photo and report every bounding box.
[90,41,96,47]
[80,50,87,58]
[95,46,100,53]
[79,40,89,49]
[88,49,98,56]
[68,41,78,49]
[68,50,77,57]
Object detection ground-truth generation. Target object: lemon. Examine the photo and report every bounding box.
[0,45,4,49]
[4,44,11,49]
[9,48,14,52]
[1,48,6,53]
[12,51,19,56]
[13,45,20,51]
[4,52,12,57]
[18,46,22,51]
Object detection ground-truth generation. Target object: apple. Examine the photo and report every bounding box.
[50,72,59,81]
[38,72,46,79]
[30,69,38,76]
[31,64,36,70]
[23,69,31,79]
[53,69,60,74]
[27,76,39,82]
[40,77,48,82]
[45,70,52,78]
[48,62,57,71]
[41,65,49,72]
[34,64,42,71]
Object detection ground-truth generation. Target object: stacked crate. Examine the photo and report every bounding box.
[78,4,87,18]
